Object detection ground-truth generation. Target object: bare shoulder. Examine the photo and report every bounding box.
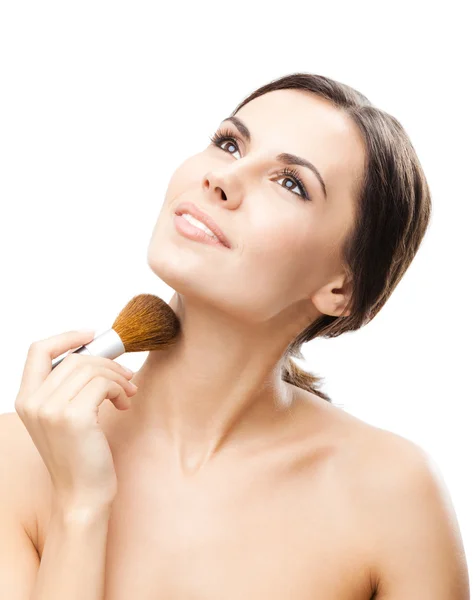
[287,387,437,494]
[313,402,469,598]
[294,394,469,596]
[294,388,435,465]
[359,429,468,597]
[307,394,453,503]
[0,411,43,462]
[331,406,449,500]
[0,412,50,545]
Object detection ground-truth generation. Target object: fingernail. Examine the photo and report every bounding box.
[123,366,133,374]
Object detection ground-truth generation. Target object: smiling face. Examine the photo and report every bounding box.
[147,89,366,326]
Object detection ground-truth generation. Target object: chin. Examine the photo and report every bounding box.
[146,234,276,325]
[145,240,210,303]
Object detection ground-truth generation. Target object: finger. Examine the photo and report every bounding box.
[44,364,136,415]
[51,379,131,433]
[67,365,136,410]
[17,356,135,428]
[75,377,133,413]
[18,330,96,399]
[38,353,134,399]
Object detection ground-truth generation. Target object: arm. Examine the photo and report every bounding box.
[31,503,113,600]
[0,413,40,599]
[0,412,113,600]
[368,439,469,599]
[0,491,40,600]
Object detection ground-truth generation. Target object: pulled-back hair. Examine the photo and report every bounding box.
[230,73,432,402]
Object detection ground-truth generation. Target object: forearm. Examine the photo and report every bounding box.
[31,503,113,600]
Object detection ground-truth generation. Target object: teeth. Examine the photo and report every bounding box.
[181,212,218,240]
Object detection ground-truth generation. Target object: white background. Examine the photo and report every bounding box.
[1,0,471,581]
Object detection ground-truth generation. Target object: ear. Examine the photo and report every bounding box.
[310,273,353,318]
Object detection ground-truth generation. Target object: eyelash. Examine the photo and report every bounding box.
[208,127,311,202]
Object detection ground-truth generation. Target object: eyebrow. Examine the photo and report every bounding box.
[222,116,328,200]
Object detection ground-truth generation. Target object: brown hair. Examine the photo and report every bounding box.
[230,73,432,403]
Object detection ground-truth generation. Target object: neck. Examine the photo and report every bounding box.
[127,292,302,474]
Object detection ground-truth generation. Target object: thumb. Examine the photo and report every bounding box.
[18,329,96,398]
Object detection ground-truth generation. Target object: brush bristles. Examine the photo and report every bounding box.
[111,293,181,353]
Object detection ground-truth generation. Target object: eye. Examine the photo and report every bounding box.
[209,128,242,159]
[275,168,310,201]
[209,128,311,202]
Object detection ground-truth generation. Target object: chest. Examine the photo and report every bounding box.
[96,450,373,600]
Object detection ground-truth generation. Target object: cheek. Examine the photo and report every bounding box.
[163,154,206,203]
[149,155,205,237]
[237,216,315,306]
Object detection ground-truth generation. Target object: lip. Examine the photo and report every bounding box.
[174,201,231,249]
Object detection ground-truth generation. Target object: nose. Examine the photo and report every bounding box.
[203,152,266,209]
[203,174,228,201]
[202,165,245,210]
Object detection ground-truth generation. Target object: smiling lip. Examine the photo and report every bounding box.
[174,214,228,249]
[174,201,231,249]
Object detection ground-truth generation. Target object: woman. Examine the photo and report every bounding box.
[2,73,469,599]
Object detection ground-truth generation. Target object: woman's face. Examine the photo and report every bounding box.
[147,89,365,325]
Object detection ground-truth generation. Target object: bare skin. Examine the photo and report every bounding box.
[11,389,379,599]
[4,88,468,599]
[7,385,468,599]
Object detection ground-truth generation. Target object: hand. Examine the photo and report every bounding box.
[14,330,138,512]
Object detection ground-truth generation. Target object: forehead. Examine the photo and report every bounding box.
[234,89,366,201]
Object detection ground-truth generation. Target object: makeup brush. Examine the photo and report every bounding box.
[51,293,181,370]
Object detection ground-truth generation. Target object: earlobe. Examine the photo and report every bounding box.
[332,289,352,317]
[310,276,353,318]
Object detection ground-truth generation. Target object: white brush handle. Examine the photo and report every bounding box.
[51,328,126,370]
